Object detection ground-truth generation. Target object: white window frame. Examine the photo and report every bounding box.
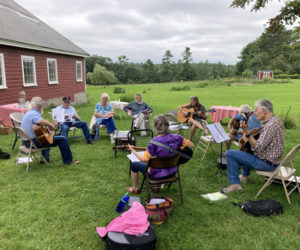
[47,58,58,84]
[76,60,83,82]
[0,53,7,89]
[21,55,37,87]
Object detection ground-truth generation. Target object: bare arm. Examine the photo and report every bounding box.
[37,119,56,130]
[186,140,194,148]
[128,144,146,162]
[178,104,189,116]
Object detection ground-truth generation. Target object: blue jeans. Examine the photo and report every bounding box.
[226,150,278,184]
[131,161,148,174]
[60,121,92,141]
[96,117,117,133]
[23,136,73,164]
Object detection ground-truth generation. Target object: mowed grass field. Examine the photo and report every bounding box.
[1,80,300,249]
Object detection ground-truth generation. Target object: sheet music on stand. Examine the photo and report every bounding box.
[206,123,230,143]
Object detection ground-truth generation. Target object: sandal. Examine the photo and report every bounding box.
[126,187,141,194]
[221,185,243,194]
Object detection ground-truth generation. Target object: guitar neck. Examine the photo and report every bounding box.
[113,145,146,151]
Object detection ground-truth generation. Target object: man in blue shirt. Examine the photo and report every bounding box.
[21,97,79,165]
[56,96,94,144]
[226,104,261,151]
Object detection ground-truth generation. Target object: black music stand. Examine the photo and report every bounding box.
[206,123,230,173]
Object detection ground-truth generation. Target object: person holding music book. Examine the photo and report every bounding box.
[123,93,153,136]
[225,104,261,151]
[222,99,284,193]
[92,93,117,143]
[178,96,209,140]
[126,114,193,194]
[56,96,94,144]
[21,97,80,165]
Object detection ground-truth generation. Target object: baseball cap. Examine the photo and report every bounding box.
[62,96,71,102]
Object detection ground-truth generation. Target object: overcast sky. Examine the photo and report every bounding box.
[15,0,284,64]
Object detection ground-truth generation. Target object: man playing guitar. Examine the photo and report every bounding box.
[178,96,208,140]
[21,97,80,165]
[222,99,284,193]
[225,104,261,151]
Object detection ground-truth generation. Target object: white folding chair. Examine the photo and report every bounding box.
[195,120,218,160]
[15,127,50,171]
[10,112,24,150]
[255,144,300,204]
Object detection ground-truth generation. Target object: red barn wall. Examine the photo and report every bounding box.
[0,45,86,106]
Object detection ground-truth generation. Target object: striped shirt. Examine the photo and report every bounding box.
[252,115,284,165]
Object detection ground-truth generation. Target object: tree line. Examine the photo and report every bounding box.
[86,48,236,85]
[237,25,300,77]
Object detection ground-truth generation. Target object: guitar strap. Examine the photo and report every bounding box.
[149,139,192,160]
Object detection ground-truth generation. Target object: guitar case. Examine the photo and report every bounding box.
[105,225,156,250]
[105,196,156,250]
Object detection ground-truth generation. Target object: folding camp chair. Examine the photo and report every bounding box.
[10,112,24,150]
[195,120,218,160]
[15,127,50,171]
[89,115,108,140]
[255,144,300,204]
[140,154,183,204]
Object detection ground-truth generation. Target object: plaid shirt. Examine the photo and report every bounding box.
[252,115,284,165]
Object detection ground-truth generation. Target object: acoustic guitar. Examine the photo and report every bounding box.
[239,128,260,154]
[33,124,55,146]
[177,107,216,123]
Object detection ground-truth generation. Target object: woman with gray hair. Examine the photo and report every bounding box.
[92,93,117,143]
[225,104,261,151]
[126,114,194,194]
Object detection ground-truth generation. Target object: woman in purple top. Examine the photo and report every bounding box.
[127,114,194,194]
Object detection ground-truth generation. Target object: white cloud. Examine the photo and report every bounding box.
[15,0,285,64]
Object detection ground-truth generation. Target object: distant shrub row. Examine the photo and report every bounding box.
[275,74,300,79]
[170,85,191,91]
[113,87,125,93]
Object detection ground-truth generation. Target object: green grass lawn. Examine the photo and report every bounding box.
[1,80,300,249]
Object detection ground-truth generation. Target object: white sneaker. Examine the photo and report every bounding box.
[110,134,115,143]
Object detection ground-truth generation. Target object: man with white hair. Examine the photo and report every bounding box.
[225,104,261,151]
[21,97,80,165]
[222,99,284,193]
[123,93,153,135]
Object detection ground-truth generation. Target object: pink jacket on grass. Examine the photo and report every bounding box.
[96,201,150,237]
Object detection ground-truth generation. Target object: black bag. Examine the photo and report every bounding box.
[240,199,283,217]
[0,148,10,160]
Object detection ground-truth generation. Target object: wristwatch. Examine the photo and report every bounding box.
[245,133,251,138]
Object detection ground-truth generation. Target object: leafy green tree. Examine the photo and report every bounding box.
[236,25,297,75]
[177,47,196,81]
[231,0,300,32]
[160,50,175,82]
[87,64,117,85]
[242,69,253,78]
[143,59,159,83]
[85,55,113,73]
[114,55,130,83]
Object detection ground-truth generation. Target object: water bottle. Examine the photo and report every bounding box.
[115,193,130,213]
